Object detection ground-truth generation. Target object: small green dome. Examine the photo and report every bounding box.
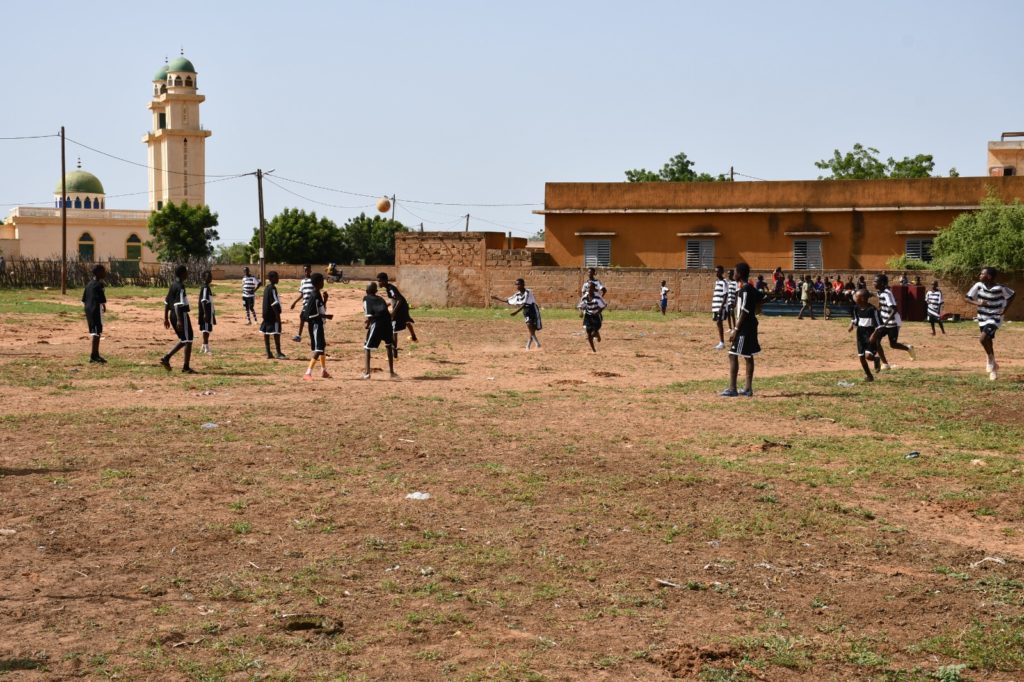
[167,56,196,73]
[56,170,105,195]
[153,64,168,81]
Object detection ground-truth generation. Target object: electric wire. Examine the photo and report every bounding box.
[65,136,246,178]
[263,177,374,210]
[268,173,541,208]
[0,134,60,140]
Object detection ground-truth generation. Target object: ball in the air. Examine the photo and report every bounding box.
[376,197,391,213]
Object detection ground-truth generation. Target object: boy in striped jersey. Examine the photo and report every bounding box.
[712,265,728,350]
[241,267,261,325]
[965,267,1016,380]
[260,271,286,360]
[362,282,397,379]
[160,264,195,373]
[871,274,916,364]
[926,280,946,336]
[726,268,738,328]
[302,273,333,380]
[492,278,542,349]
[290,264,317,342]
[847,289,885,382]
[198,270,216,354]
[577,283,607,352]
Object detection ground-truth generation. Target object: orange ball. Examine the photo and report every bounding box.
[376,197,391,213]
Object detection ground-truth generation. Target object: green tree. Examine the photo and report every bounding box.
[214,242,253,264]
[625,152,728,183]
[931,191,1024,282]
[146,201,220,262]
[250,208,349,265]
[529,228,545,241]
[342,213,408,264]
[814,143,958,180]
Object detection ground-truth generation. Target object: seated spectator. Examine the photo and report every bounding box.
[784,274,797,303]
[756,274,768,294]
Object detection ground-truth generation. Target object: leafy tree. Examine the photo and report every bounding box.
[147,201,220,262]
[343,213,408,264]
[250,208,349,265]
[214,242,253,264]
[931,190,1024,282]
[529,228,545,241]
[815,143,958,180]
[626,152,728,183]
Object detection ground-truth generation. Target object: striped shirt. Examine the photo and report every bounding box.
[925,290,943,318]
[507,289,537,307]
[298,277,314,302]
[852,305,882,330]
[577,295,607,316]
[242,275,259,298]
[711,278,728,313]
[581,279,604,295]
[199,284,215,319]
[727,280,738,307]
[966,282,1015,327]
[877,288,901,327]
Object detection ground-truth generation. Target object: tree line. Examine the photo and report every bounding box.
[146,203,407,265]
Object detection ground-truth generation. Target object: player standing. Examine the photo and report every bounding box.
[241,266,261,325]
[302,273,333,381]
[198,270,216,354]
[659,280,669,315]
[290,264,315,343]
[160,264,195,373]
[722,262,762,397]
[260,271,286,360]
[362,282,397,379]
[925,280,946,336]
[82,264,107,363]
[712,265,728,349]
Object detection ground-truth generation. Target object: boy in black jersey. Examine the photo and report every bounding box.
[722,262,762,397]
[376,272,418,359]
[260,271,286,360]
[198,270,216,354]
[362,282,397,379]
[82,264,107,363]
[161,264,195,373]
[847,289,885,382]
[302,273,333,380]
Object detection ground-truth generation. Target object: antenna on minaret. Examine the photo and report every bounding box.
[180,46,184,56]
[76,157,82,169]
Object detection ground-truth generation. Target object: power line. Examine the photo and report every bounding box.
[267,172,541,208]
[263,177,374,210]
[0,134,59,140]
[0,173,249,208]
[65,136,245,178]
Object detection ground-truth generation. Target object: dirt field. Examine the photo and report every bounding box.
[1,280,1023,681]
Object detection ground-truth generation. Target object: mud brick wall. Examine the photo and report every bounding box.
[395,232,486,268]
[485,249,532,269]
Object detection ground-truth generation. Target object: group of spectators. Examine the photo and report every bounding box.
[761,268,920,305]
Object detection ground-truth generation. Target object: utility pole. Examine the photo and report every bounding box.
[60,126,67,295]
[729,166,735,182]
[465,214,470,232]
[256,169,266,282]
[419,223,424,232]
[391,194,396,222]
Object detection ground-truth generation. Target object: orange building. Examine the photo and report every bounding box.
[536,176,1024,271]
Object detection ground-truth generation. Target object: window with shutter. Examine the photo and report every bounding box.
[793,239,822,270]
[583,239,611,267]
[685,240,715,269]
[905,239,933,262]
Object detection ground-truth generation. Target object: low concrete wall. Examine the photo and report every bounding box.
[210,264,386,281]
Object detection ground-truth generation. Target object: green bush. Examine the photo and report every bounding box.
[886,254,932,271]
[932,191,1024,283]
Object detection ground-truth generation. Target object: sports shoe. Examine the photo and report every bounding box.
[864,374,875,382]
[321,370,332,379]
[990,361,999,381]
[275,353,287,360]
[881,363,892,371]
[292,335,302,342]
[714,341,725,350]
[986,360,994,374]
[907,345,916,360]
[302,373,313,381]
[181,367,197,374]
[160,357,171,372]
[737,388,754,397]
[360,372,371,380]
[390,372,400,380]
[720,388,739,397]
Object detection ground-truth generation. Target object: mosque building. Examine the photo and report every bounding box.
[0,54,211,264]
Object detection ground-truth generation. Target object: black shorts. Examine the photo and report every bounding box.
[713,310,725,322]
[364,320,393,350]
[392,302,414,332]
[308,319,326,354]
[856,329,877,358]
[86,310,103,337]
[729,323,760,358]
[172,313,193,343]
[981,323,999,339]
[523,303,542,330]
[260,319,281,336]
[583,314,602,334]
[883,326,900,344]
[243,296,256,310]
[299,310,308,322]
[927,314,941,323]
[199,316,214,334]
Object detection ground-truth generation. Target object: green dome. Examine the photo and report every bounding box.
[55,170,104,195]
[153,64,168,81]
[167,56,196,73]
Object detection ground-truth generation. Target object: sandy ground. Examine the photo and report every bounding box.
[0,281,1022,680]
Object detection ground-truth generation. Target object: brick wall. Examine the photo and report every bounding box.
[395,232,486,268]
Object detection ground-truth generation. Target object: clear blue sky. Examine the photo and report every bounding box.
[2,1,1021,243]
